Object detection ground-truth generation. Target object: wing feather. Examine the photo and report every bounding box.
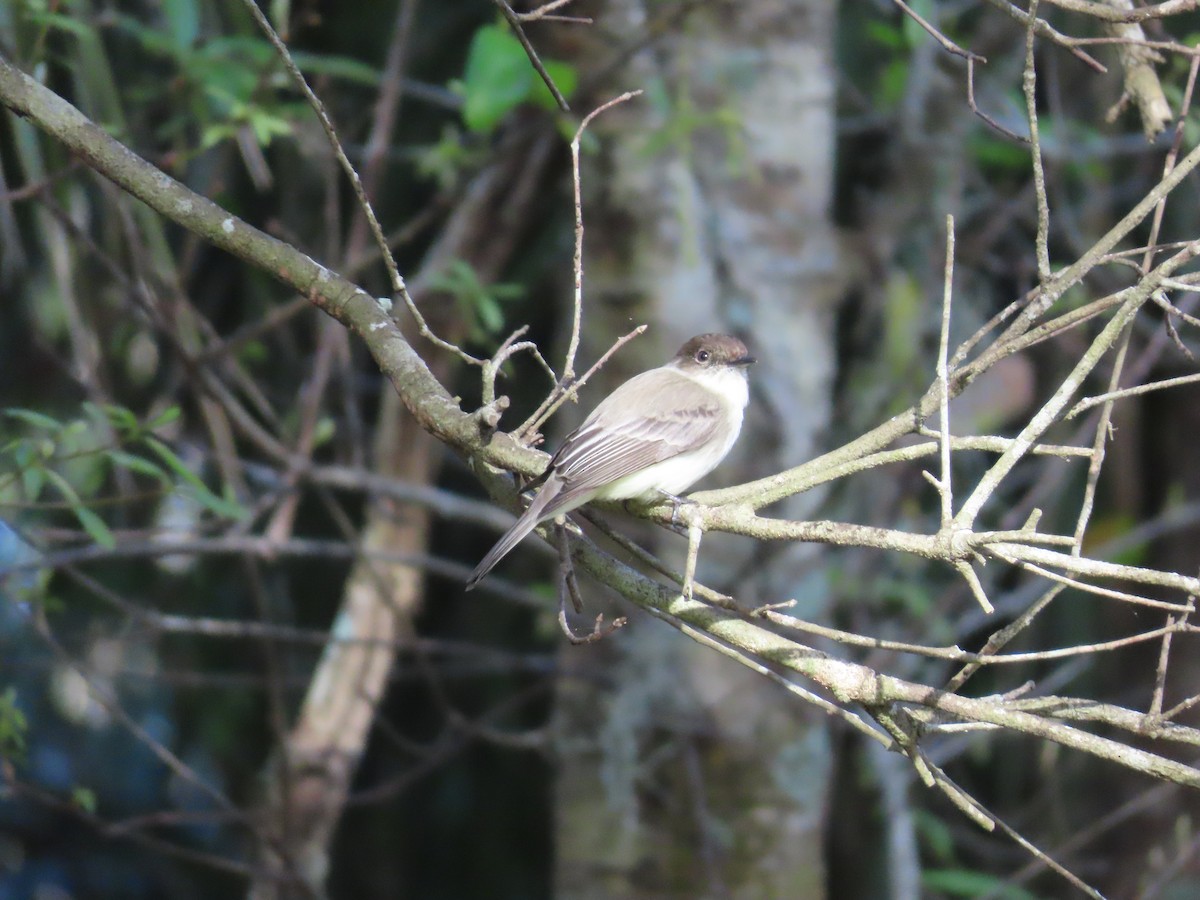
[546,369,722,499]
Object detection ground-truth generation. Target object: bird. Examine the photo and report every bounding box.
[466,333,755,589]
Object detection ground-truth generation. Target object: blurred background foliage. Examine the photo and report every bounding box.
[1,0,1200,898]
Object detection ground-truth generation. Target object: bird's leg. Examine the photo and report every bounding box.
[657,489,697,534]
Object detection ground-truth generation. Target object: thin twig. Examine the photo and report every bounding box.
[1160,689,1200,723]
[489,0,572,111]
[1041,0,1197,25]
[563,90,643,382]
[1024,0,1052,283]
[1067,371,1200,419]
[986,543,1197,609]
[953,240,1200,531]
[639,599,895,750]
[557,608,626,644]
[980,0,1107,72]
[892,0,1027,141]
[517,323,647,442]
[556,521,584,613]
[515,0,591,23]
[967,56,1030,142]
[957,560,996,614]
[480,325,557,407]
[760,605,1191,665]
[924,765,1106,899]
[1072,325,1132,568]
[344,0,419,262]
[936,215,955,526]
[1150,595,1194,718]
[238,0,481,365]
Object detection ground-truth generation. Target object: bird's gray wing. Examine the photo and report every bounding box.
[540,370,722,517]
[467,371,723,589]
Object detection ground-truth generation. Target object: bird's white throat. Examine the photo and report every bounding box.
[670,359,751,411]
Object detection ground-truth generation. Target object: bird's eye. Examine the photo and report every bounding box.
[695,349,711,364]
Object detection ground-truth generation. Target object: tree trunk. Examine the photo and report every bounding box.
[555,2,842,895]
[249,128,558,898]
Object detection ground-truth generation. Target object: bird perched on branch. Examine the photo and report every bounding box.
[466,333,755,589]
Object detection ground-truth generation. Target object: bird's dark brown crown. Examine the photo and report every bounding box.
[674,333,756,369]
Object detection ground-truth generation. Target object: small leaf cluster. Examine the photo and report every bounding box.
[0,687,28,763]
[428,259,526,343]
[14,0,380,155]
[456,22,578,135]
[0,404,244,550]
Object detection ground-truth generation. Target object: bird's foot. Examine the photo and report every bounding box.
[657,490,697,533]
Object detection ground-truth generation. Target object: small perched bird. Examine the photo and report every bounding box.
[466,333,755,590]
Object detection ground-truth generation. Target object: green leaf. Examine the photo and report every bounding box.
[878,58,910,110]
[0,687,28,760]
[4,408,63,431]
[42,469,114,548]
[900,0,935,47]
[313,417,336,449]
[291,51,381,87]
[142,437,246,520]
[199,35,276,70]
[201,123,239,150]
[162,0,200,51]
[475,294,504,334]
[490,283,526,300]
[247,108,294,147]
[969,131,1029,174]
[111,12,180,57]
[461,25,535,134]
[864,21,905,50]
[238,340,269,365]
[922,869,1037,900]
[22,10,95,39]
[270,0,292,36]
[106,450,170,483]
[20,465,45,504]
[42,467,82,505]
[97,403,140,435]
[530,59,578,111]
[427,259,523,338]
[913,809,955,863]
[71,786,97,814]
[72,504,115,550]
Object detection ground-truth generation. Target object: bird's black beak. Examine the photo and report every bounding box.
[733,354,756,366]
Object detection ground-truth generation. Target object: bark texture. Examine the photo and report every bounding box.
[554,2,843,895]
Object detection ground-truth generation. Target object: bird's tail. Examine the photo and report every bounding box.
[465,479,564,590]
